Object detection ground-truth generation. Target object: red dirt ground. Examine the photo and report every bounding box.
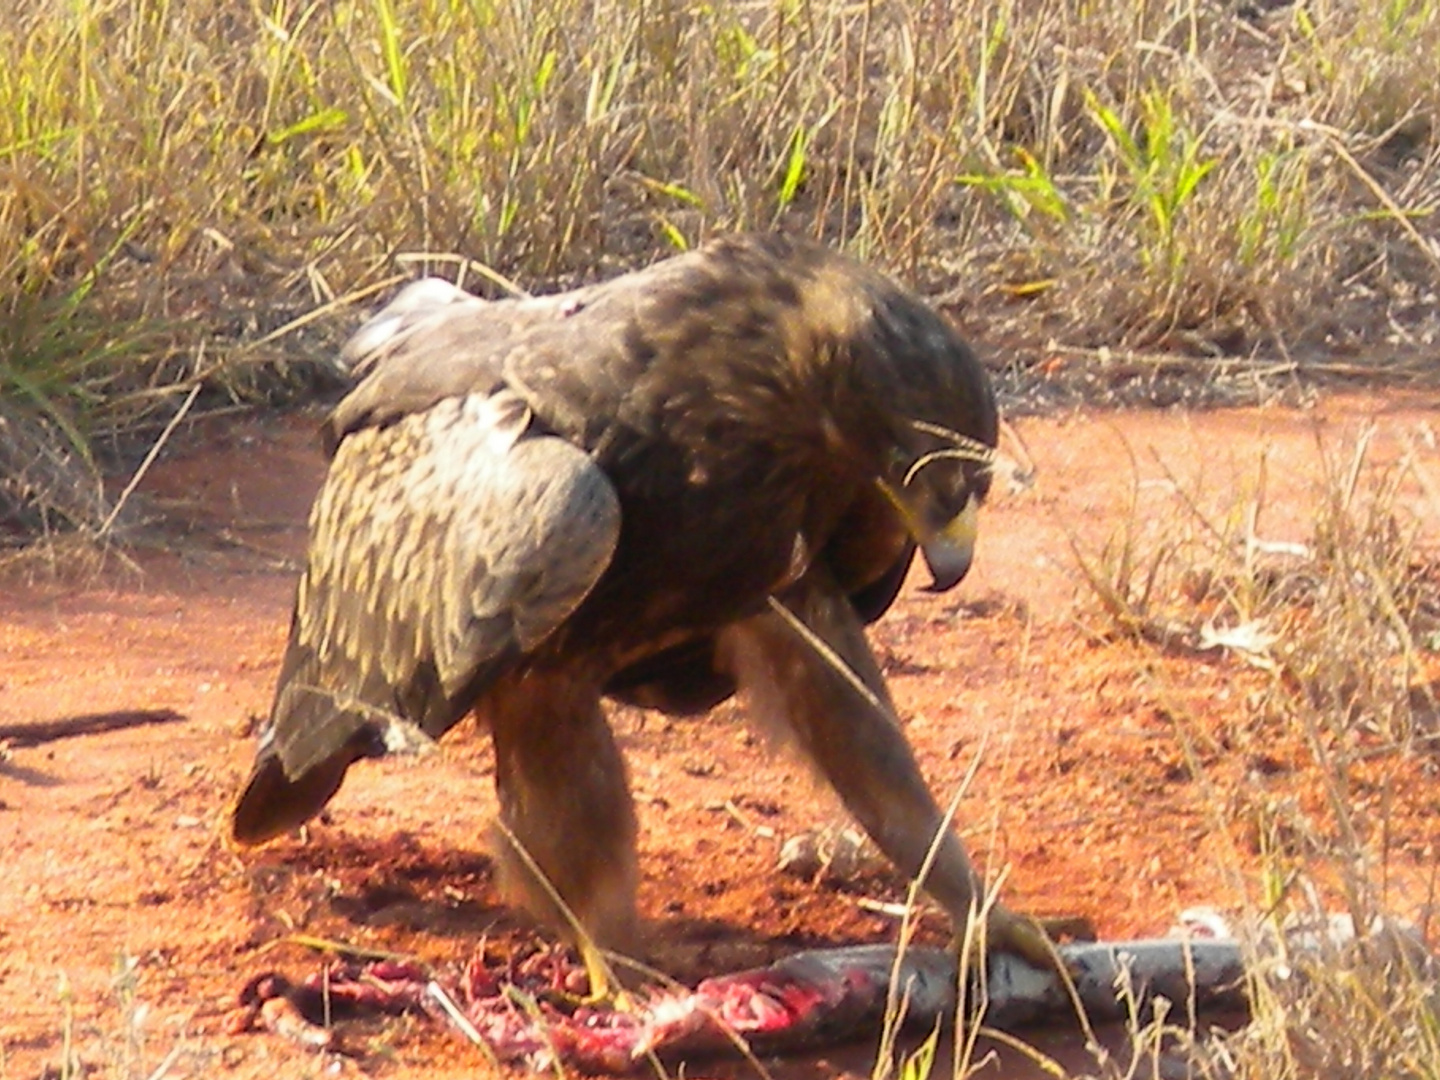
[3,392,1439,1079]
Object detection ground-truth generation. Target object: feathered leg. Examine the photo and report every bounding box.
[485,670,638,997]
[718,568,1088,967]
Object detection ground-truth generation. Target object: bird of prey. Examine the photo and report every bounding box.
[232,233,1063,985]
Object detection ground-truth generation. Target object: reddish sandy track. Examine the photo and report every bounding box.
[3,392,1438,1079]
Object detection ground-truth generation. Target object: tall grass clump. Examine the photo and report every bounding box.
[1,0,1438,532]
[5,0,1439,342]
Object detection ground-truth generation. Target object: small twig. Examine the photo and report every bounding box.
[243,275,408,351]
[1302,120,1440,278]
[262,934,423,964]
[394,251,532,298]
[766,595,897,724]
[489,816,623,1003]
[426,981,500,1066]
[856,897,938,919]
[143,1040,187,1080]
[214,528,302,569]
[98,380,202,541]
[720,798,753,830]
[997,417,1039,489]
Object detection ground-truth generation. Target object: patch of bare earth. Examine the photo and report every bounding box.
[2,395,1438,1079]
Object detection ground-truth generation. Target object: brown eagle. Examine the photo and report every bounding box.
[232,234,1063,983]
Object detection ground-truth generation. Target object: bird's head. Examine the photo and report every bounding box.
[852,291,999,594]
[688,233,1001,595]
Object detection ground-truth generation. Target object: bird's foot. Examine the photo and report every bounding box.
[540,940,634,1012]
[955,905,1098,976]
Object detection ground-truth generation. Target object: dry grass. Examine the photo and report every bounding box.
[2,0,1439,472]
[1066,426,1440,1078]
[9,1,1438,325]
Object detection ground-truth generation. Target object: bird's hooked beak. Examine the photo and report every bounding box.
[918,492,977,592]
[875,481,980,593]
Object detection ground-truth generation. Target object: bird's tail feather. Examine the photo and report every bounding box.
[231,748,356,845]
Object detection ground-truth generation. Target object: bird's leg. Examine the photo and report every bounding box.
[718,570,1093,972]
[486,673,638,1004]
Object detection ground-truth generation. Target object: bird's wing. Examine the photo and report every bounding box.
[322,278,592,455]
[268,387,621,782]
[323,252,715,457]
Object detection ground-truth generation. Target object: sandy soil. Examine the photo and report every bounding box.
[2,392,1438,1080]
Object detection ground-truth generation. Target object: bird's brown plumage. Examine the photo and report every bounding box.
[232,233,1044,963]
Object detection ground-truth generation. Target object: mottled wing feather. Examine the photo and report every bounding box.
[269,388,621,782]
[325,280,603,455]
[325,254,713,457]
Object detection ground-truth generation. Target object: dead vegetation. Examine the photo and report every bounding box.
[1065,423,1440,1079]
[3,0,1440,537]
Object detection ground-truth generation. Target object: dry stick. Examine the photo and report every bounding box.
[481,824,778,1080]
[965,615,1096,1071]
[142,1039,187,1080]
[1404,430,1440,524]
[975,1026,1070,1077]
[394,251,532,298]
[878,738,989,1080]
[485,817,619,989]
[97,381,202,541]
[1049,345,1291,379]
[261,934,421,965]
[997,417,1039,489]
[425,981,500,1068]
[499,984,570,1080]
[766,594,974,1076]
[0,709,185,748]
[766,596,900,724]
[245,275,408,352]
[1302,119,1440,278]
[481,824,705,1029]
[765,592,957,1079]
[766,595,1095,1070]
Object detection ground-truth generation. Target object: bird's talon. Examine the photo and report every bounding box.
[547,943,633,1012]
[1040,914,1098,943]
[956,906,1097,975]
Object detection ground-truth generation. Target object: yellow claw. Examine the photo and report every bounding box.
[547,939,634,1012]
[961,905,1099,975]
